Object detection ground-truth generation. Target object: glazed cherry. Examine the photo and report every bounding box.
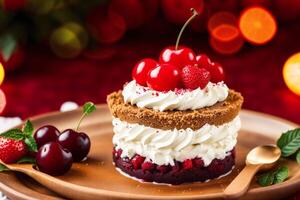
[36,142,73,176]
[159,46,196,69]
[58,129,91,162]
[34,125,60,148]
[132,58,158,86]
[204,62,225,83]
[147,64,181,91]
[196,54,212,68]
[159,8,199,69]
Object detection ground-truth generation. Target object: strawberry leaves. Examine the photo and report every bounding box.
[0,164,9,172]
[0,129,24,140]
[17,156,36,164]
[22,120,37,152]
[23,120,34,137]
[0,120,38,152]
[277,128,300,157]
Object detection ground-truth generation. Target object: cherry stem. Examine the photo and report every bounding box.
[76,113,86,131]
[175,8,199,50]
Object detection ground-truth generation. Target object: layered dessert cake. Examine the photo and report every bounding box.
[107,7,243,185]
[107,49,243,185]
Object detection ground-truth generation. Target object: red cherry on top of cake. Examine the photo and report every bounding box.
[131,8,225,92]
[147,63,181,91]
[159,46,196,69]
[132,58,158,86]
[196,54,225,83]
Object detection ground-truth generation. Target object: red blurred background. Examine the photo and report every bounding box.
[0,0,300,125]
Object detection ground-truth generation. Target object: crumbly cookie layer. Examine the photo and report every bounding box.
[107,90,243,130]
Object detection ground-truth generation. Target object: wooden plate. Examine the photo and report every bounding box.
[0,105,299,200]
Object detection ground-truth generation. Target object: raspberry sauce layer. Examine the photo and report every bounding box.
[113,148,235,185]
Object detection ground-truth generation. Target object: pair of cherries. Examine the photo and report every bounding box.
[34,126,90,176]
[132,46,225,91]
[33,102,95,176]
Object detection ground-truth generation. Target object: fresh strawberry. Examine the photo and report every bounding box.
[181,65,211,89]
[0,120,38,164]
[0,137,27,163]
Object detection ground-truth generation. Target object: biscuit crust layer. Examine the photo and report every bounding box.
[107,90,243,130]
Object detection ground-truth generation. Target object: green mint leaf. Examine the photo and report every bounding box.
[0,164,9,172]
[258,166,289,187]
[0,129,24,140]
[17,156,36,164]
[23,120,34,136]
[297,151,300,164]
[258,171,275,187]
[24,136,38,152]
[0,34,17,61]
[83,102,96,115]
[274,166,289,184]
[277,128,300,157]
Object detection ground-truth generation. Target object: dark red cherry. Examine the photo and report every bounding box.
[58,129,91,162]
[159,46,196,69]
[132,58,158,86]
[36,142,73,176]
[34,125,60,148]
[147,64,181,91]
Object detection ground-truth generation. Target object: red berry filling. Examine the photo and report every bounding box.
[142,161,155,172]
[131,155,145,170]
[183,159,193,170]
[113,148,235,184]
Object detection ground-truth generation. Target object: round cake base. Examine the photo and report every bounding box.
[113,149,235,185]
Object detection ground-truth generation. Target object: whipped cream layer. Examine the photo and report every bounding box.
[122,80,229,112]
[112,117,241,166]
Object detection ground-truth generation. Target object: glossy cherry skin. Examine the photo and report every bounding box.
[196,54,212,68]
[58,129,91,162]
[147,64,181,91]
[204,62,225,83]
[159,46,196,69]
[36,142,73,176]
[132,58,158,86]
[34,125,60,148]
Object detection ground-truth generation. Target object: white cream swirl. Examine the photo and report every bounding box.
[112,117,241,166]
[122,80,229,111]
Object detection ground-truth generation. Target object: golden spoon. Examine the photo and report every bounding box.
[224,144,281,199]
